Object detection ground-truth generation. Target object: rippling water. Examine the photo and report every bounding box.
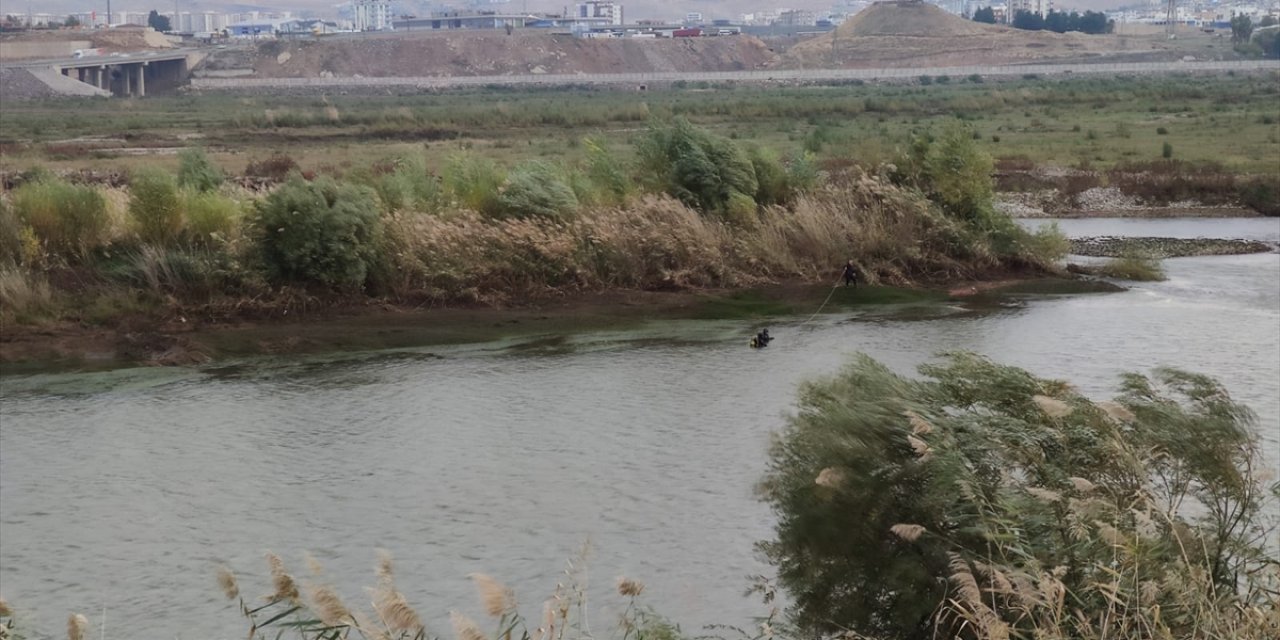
[2,218,1277,639]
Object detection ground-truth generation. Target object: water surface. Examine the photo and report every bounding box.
[2,218,1277,639]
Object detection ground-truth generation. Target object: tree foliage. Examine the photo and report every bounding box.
[252,177,383,289]
[1012,10,1111,34]
[129,168,184,246]
[759,353,1278,639]
[1231,14,1254,43]
[971,6,996,24]
[148,9,171,33]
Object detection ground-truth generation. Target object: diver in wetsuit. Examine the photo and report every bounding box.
[750,328,773,348]
[842,261,858,288]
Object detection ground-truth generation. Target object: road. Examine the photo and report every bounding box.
[189,59,1280,91]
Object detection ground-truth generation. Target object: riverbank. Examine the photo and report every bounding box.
[0,277,1120,373]
[1069,236,1277,258]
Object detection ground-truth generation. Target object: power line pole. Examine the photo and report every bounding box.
[1166,0,1176,39]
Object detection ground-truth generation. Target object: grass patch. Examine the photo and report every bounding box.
[1093,253,1166,281]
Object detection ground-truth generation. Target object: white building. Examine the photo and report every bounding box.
[685,12,703,24]
[352,0,391,31]
[575,1,623,25]
[1009,0,1051,18]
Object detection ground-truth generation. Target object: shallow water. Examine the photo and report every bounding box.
[2,218,1278,639]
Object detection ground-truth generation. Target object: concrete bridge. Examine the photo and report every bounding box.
[2,49,205,97]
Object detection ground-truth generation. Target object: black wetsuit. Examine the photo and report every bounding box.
[842,264,858,287]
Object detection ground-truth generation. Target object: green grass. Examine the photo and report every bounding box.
[1094,253,1167,281]
[2,73,1278,175]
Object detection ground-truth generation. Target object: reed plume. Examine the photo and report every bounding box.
[266,552,300,602]
[216,566,240,600]
[450,610,487,640]
[470,573,514,617]
[66,614,89,640]
[616,577,645,597]
[889,523,927,542]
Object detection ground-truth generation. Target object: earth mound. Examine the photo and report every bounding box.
[783,0,1158,69]
[211,31,779,79]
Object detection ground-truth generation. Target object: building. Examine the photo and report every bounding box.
[684,12,703,24]
[352,0,391,31]
[226,21,285,37]
[393,13,537,30]
[575,1,623,26]
[775,9,817,26]
[1008,0,1051,19]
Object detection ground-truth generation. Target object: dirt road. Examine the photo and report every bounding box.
[190,59,1279,92]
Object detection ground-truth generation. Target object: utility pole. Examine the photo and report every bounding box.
[1166,0,1176,39]
[106,0,111,28]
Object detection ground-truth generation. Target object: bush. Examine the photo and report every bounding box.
[636,118,758,219]
[11,177,111,258]
[0,199,23,265]
[252,177,383,288]
[183,190,241,247]
[1162,141,1174,159]
[494,162,579,220]
[896,124,995,223]
[176,148,223,192]
[760,353,1276,638]
[1095,252,1166,281]
[1156,126,1169,135]
[580,137,633,207]
[129,168,184,246]
[0,265,56,325]
[1237,176,1280,216]
[443,154,505,216]
[363,156,443,214]
[245,154,300,181]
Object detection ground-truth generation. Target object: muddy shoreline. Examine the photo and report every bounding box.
[0,277,1121,374]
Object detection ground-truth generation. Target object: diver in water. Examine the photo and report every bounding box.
[842,260,859,288]
[750,328,773,349]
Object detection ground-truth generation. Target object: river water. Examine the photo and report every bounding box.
[1,218,1277,639]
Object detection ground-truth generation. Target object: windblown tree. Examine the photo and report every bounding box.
[759,353,1278,639]
[1232,14,1254,43]
[148,9,171,33]
[971,6,996,24]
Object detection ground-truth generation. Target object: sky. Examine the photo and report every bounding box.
[9,0,1140,22]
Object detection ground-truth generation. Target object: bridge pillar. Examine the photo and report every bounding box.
[137,63,146,97]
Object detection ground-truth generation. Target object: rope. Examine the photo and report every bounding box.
[799,281,842,326]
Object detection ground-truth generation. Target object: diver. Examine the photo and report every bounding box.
[842,260,859,288]
[750,328,773,349]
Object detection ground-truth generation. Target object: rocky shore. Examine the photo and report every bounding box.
[1069,236,1276,258]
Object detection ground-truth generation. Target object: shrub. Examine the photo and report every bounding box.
[494,162,579,220]
[896,124,995,223]
[760,353,1276,638]
[1095,252,1166,281]
[183,190,241,247]
[245,154,299,181]
[443,154,505,216]
[1156,126,1169,135]
[252,177,383,289]
[0,199,23,265]
[580,137,633,207]
[11,177,111,258]
[0,265,56,325]
[1237,176,1280,216]
[636,118,758,219]
[129,168,184,246]
[176,148,223,192]
[364,156,443,214]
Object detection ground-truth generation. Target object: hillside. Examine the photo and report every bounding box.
[783,1,1167,69]
[203,31,779,79]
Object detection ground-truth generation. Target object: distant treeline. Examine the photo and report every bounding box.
[972,7,1113,35]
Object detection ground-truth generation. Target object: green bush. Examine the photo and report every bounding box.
[760,353,1275,638]
[1096,252,1166,281]
[176,148,223,193]
[636,118,758,219]
[252,177,383,288]
[0,199,23,265]
[183,190,241,247]
[1237,177,1280,216]
[495,162,579,220]
[11,177,111,258]
[364,156,444,214]
[1162,141,1174,159]
[581,137,633,207]
[443,154,505,216]
[129,168,184,246]
[748,147,792,207]
[896,124,995,223]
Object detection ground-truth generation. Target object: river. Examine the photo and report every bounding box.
[1,217,1277,639]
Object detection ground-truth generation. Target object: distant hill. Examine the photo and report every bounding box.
[782,1,1164,69]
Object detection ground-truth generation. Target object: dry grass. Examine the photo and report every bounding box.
[0,266,56,326]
